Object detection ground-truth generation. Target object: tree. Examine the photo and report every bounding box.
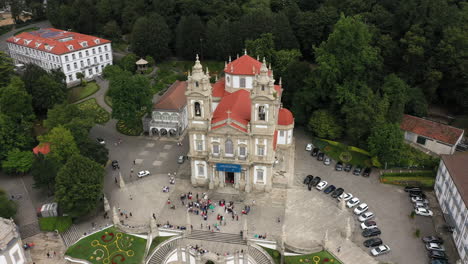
[1,149,34,174]
[78,140,109,166]
[0,77,35,123]
[131,13,171,61]
[145,56,155,67]
[44,103,86,130]
[0,113,35,160]
[245,33,275,63]
[381,74,409,123]
[282,61,311,109]
[176,15,205,59]
[367,123,405,166]
[308,110,343,139]
[31,154,61,195]
[76,72,85,86]
[39,126,79,164]
[0,189,16,218]
[110,74,152,129]
[272,49,301,79]
[102,20,122,40]
[0,52,13,87]
[55,154,104,217]
[64,118,94,146]
[118,54,137,73]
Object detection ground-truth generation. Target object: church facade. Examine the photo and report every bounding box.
[186,54,294,192]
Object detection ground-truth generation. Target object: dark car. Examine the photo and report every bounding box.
[311,148,319,157]
[363,167,371,177]
[409,191,426,198]
[331,188,344,198]
[309,176,321,187]
[353,166,362,176]
[423,236,443,244]
[317,152,325,161]
[363,238,383,247]
[430,259,448,264]
[323,185,336,194]
[111,160,119,169]
[344,164,352,172]
[428,250,448,260]
[405,186,422,192]
[303,175,314,185]
[335,161,343,171]
[362,227,381,237]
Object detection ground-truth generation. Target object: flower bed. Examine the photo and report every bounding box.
[116,120,143,136]
[77,98,110,124]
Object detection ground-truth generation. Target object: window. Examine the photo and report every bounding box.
[256,169,264,182]
[257,146,265,156]
[95,66,99,72]
[105,54,109,60]
[213,144,219,154]
[239,146,246,156]
[92,48,96,54]
[85,50,89,56]
[94,57,97,63]
[261,85,265,91]
[195,81,199,87]
[194,102,201,117]
[66,64,71,71]
[258,106,266,121]
[72,54,76,60]
[73,62,77,69]
[99,55,103,62]
[196,140,203,151]
[104,45,108,51]
[240,77,246,88]
[416,136,427,145]
[80,61,84,67]
[98,47,102,53]
[79,52,82,58]
[226,76,230,83]
[197,164,204,176]
[280,131,284,136]
[88,69,93,75]
[68,75,72,81]
[225,139,233,155]
[87,58,90,65]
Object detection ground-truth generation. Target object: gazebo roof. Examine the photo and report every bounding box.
[136,58,148,65]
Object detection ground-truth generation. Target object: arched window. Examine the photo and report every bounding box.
[195,81,199,87]
[225,139,233,155]
[240,77,246,88]
[258,106,266,121]
[194,102,201,117]
[261,85,265,91]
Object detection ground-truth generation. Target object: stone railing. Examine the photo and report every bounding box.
[248,244,275,264]
[146,235,182,264]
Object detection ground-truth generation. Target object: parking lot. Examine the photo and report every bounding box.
[294,129,441,264]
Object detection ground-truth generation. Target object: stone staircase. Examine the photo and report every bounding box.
[147,236,181,264]
[19,221,41,239]
[248,245,275,264]
[186,230,247,245]
[61,225,82,247]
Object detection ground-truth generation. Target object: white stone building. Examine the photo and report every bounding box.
[0,218,26,264]
[6,28,112,84]
[186,54,294,192]
[400,114,465,155]
[434,152,468,262]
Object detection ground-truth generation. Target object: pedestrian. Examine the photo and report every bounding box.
[133,160,136,165]
[277,217,280,223]
[131,168,134,173]
[201,223,203,229]
[129,194,133,200]
[337,246,341,253]
[152,213,156,219]
[236,215,239,221]
[115,177,117,184]
[54,251,56,257]
[191,225,193,230]
[47,252,50,258]
[125,214,128,219]
[208,225,211,230]
[130,212,132,217]
[252,200,256,206]
[118,207,121,212]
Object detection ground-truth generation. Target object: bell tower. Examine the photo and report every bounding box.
[186,55,212,129]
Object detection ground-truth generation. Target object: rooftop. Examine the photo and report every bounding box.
[154,81,187,110]
[6,28,111,55]
[441,152,468,207]
[400,114,464,145]
[33,142,50,155]
[224,54,269,76]
[0,217,19,251]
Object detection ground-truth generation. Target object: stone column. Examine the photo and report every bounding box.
[219,171,225,188]
[195,253,202,264]
[209,165,215,189]
[242,251,249,264]
[242,218,248,240]
[234,252,239,264]
[112,206,119,226]
[177,246,183,261]
[234,172,240,189]
[245,168,251,193]
[186,210,192,235]
[185,246,191,263]
[118,172,125,188]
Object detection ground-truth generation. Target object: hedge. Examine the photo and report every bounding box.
[381,171,435,177]
[380,176,435,188]
[38,216,72,233]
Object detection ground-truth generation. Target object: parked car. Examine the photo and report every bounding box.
[324,185,336,194]
[112,160,119,169]
[137,170,151,178]
[414,202,428,209]
[422,236,443,244]
[371,245,390,256]
[359,212,375,222]
[347,197,360,208]
[177,155,185,164]
[303,175,314,185]
[309,176,321,187]
[338,192,353,201]
[353,166,362,176]
[316,181,328,191]
[409,190,426,198]
[317,152,325,161]
[362,227,381,237]
[426,243,445,252]
[412,196,429,203]
[363,238,382,247]
[311,148,319,157]
[344,164,352,172]
[361,220,377,230]
[354,203,369,215]
[428,250,448,260]
[306,143,313,151]
[97,137,105,145]
[415,207,433,216]
[405,186,422,192]
[323,157,331,165]
[331,188,344,198]
[362,167,371,177]
[430,259,448,264]
[335,161,343,171]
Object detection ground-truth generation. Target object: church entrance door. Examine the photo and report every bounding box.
[225,172,235,185]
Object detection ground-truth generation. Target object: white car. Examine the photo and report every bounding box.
[371,245,390,256]
[137,170,150,178]
[425,243,445,252]
[415,207,433,216]
[414,202,428,208]
[97,138,105,145]
[360,220,377,230]
[347,197,360,208]
[411,196,429,203]
[316,181,328,191]
[305,143,313,151]
[323,157,331,165]
[338,192,353,201]
[354,203,369,215]
[359,212,375,222]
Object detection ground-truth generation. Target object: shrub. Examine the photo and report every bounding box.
[348,146,371,156]
[39,216,72,233]
[414,229,420,237]
[410,211,415,219]
[382,171,435,177]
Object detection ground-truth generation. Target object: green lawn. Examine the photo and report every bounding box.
[39,216,72,233]
[312,138,374,167]
[285,251,342,264]
[77,98,110,124]
[68,82,100,103]
[380,171,436,188]
[14,27,39,35]
[65,226,147,264]
[148,236,171,254]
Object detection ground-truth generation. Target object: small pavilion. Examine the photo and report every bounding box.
[136,58,148,74]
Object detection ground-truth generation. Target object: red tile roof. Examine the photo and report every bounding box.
[225,55,268,76]
[400,114,464,145]
[211,122,248,133]
[154,81,187,110]
[6,28,111,55]
[211,89,251,126]
[212,78,231,98]
[278,108,294,126]
[441,152,468,207]
[33,143,50,155]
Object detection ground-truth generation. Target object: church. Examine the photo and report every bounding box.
[186,54,295,192]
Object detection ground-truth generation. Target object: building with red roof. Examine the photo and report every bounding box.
[6,28,112,84]
[185,54,294,192]
[32,143,50,155]
[400,114,464,155]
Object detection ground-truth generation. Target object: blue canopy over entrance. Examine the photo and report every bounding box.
[216,163,241,173]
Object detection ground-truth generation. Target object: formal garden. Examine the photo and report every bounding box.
[67,81,100,103]
[77,98,110,124]
[312,138,376,168]
[262,247,342,264]
[65,226,147,264]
